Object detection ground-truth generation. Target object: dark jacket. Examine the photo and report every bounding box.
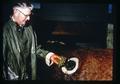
[3,19,49,80]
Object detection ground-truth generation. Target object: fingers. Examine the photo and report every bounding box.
[51,55,61,64]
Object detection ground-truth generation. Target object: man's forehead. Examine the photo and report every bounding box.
[21,8,31,14]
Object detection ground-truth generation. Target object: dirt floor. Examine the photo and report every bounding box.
[52,48,113,80]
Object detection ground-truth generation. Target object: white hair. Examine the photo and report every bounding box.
[13,2,33,11]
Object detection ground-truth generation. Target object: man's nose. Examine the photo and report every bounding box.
[26,16,30,21]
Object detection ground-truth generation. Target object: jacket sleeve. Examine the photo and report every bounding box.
[33,31,54,66]
[3,25,8,79]
[3,23,21,79]
[32,30,48,58]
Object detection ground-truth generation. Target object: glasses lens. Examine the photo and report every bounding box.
[17,9,32,17]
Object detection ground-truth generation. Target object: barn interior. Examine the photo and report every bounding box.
[2,0,116,81]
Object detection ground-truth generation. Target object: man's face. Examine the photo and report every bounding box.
[15,8,32,26]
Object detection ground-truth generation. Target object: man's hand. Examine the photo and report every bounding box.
[50,54,61,64]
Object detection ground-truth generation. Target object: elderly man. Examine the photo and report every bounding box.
[3,1,61,80]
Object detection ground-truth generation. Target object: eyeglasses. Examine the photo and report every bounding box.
[17,9,32,17]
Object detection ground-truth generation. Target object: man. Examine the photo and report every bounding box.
[3,1,61,80]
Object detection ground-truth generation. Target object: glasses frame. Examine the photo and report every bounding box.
[16,9,32,17]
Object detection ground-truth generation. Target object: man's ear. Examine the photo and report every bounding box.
[13,9,19,16]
